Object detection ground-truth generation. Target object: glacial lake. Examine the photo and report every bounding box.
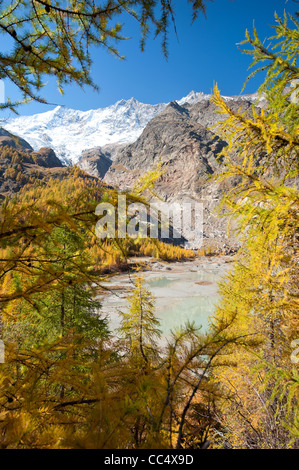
[98,257,232,339]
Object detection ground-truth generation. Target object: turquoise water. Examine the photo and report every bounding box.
[149,290,217,335]
[146,273,220,336]
[99,259,228,338]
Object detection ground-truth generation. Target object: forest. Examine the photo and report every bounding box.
[0,1,298,449]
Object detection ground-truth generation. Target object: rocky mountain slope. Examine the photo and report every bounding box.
[0,128,65,198]
[0,91,262,249]
[102,97,256,249]
[1,91,259,166]
[79,148,112,179]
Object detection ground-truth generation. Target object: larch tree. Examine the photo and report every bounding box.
[209,11,299,448]
[0,0,209,111]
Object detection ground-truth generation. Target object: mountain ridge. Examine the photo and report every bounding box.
[101,94,257,249]
[0,91,262,248]
[1,91,259,165]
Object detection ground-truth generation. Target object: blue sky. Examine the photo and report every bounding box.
[2,0,299,116]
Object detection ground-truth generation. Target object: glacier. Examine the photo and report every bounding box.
[0,91,257,165]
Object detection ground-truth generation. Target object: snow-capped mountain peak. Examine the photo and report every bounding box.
[1,91,258,165]
[2,98,168,164]
[178,90,210,105]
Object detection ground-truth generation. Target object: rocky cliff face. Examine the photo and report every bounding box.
[79,147,112,179]
[31,147,64,168]
[0,128,64,197]
[104,100,227,195]
[0,128,63,166]
[1,93,260,249]
[0,128,33,151]
[102,98,255,249]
